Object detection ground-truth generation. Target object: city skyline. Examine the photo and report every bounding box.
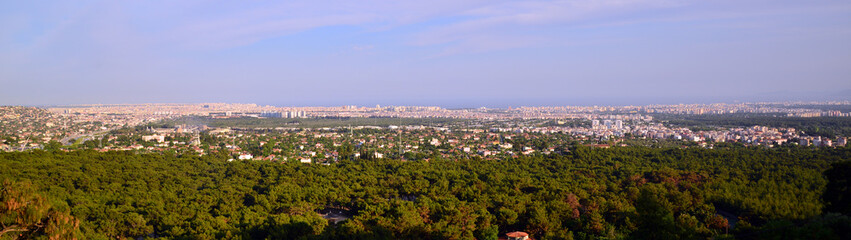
[20,95,851,109]
[2,0,851,106]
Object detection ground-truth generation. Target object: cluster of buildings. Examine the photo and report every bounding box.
[0,106,115,150]
[41,115,842,165]
[259,111,307,118]
[31,101,851,128]
[69,122,568,162]
[592,119,624,130]
[2,101,850,152]
[637,101,851,117]
[799,136,848,147]
[626,125,799,146]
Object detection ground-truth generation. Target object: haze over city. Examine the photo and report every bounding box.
[2,0,850,107]
[6,2,851,239]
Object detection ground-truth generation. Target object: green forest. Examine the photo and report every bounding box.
[2,146,851,239]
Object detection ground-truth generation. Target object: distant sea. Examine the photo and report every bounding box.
[261,95,851,109]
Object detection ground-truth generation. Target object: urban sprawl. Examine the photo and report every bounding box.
[1,102,849,163]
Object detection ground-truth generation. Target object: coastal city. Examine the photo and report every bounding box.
[2,102,848,161]
[4,1,851,238]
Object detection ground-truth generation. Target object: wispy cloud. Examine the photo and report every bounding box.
[169,13,378,49]
[153,0,496,49]
[408,0,684,54]
[6,0,851,54]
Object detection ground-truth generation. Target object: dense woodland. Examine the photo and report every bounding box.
[2,145,851,239]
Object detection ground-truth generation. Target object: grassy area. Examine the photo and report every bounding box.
[73,137,87,146]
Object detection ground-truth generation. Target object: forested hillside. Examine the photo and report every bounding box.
[2,146,850,239]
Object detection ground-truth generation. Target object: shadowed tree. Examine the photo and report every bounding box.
[824,161,851,215]
[631,188,677,240]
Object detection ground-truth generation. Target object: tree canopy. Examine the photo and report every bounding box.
[0,146,849,239]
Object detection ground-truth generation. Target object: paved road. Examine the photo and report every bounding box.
[60,128,117,146]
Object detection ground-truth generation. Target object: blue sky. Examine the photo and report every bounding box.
[2,0,850,107]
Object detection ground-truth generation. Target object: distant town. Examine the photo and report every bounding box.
[1,101,848,162]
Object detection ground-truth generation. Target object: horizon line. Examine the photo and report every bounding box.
[14,99,851,109]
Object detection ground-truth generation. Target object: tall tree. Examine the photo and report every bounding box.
[0,179,80,239]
